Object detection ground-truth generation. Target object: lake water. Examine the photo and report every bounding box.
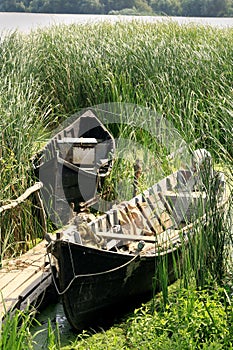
[0,12,233,35]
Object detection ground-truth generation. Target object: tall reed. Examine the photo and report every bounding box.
[1,21,232,262]
[0,21,232,348]
[0,32,50,259]
[29,22,232,155]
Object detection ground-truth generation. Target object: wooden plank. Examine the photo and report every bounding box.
[19,275,52,311]
[96,231,156,242]
[117,203,151,236]
[136,193,175,233]
[97,229,182,244]
[1,254,48,273]
[137,201,164,234]
[1,267,50,301]
[17,270,51,301]
[0,269,51,316]
[0,270,36,289]
[1,240,47,270]
[1,269,42,301]
[0,241,49,295]
[0,238,54,319]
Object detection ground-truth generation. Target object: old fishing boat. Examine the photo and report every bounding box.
[34,110,115,225]
[46,149,228,331]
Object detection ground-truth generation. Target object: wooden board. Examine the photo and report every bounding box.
[1,270,51,316]
[96,231,156,242]
[96,229,182,249]
[0,240,53,318]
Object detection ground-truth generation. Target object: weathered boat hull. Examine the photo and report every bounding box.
[48,166,228,331]
[34,110,115,225]
[39,156,99,224]
[52,240,180,330]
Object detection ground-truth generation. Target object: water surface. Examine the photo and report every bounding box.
[0,13,232,35]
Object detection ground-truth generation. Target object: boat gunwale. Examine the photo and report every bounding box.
[54,168,230,260]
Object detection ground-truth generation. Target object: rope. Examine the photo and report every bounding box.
[47,243,139,296]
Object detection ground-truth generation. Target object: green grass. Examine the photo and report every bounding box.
[56,283,232,350]
[0,308,37,350]
[1,279,232,349]
[125,285,233,350]
[0,20,232,349]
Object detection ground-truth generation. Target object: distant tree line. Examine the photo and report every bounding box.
[0,0,232,17]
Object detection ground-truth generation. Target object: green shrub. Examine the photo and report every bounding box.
[126,287,233,349]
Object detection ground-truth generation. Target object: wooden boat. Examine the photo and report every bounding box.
[47,154,228,331]
[34,110,115,225]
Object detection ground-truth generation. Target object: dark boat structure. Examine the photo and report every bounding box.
[34,110,115,225]
[47,150,229,331]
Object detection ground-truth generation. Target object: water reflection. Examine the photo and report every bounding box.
[32,299,77,349]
